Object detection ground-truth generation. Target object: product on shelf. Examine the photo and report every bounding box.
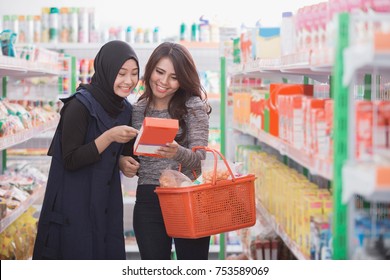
[0,207,38,260]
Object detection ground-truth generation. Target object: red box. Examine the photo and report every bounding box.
[133,117,179,157]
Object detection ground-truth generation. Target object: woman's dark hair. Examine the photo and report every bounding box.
[139,42,211,142]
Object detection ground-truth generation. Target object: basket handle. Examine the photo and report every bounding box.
[192,146,236,185]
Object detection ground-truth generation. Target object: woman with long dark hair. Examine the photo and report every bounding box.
[120,42,212,260]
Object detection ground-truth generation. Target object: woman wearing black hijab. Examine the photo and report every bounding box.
[33,40,140,260]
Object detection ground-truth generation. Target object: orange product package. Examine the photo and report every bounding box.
[133,117,179,157]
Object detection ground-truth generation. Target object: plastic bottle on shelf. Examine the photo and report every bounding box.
[25,15,34,44]
[9,15,19,42]
[280,11,295,56]
[88,7,99,43]
[78,7,89,43]
[49,7,59,44]
[118,26,125,41]
[126,26,134,43]
[59,7,69,43]
[143,28,152,43]
[41,7,50,43]
[153,27,160,43]
[33,15,41,43]
[69,7,78,43]
[134,27,143,43]
[18,15,26,43]
[2,15,11,31]
[107,27,116,41]
[180,22,187,41]
[191,22,198,42]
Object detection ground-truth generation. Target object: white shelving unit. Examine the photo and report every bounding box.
[0,56,60,78]
[234,123,333,180]
[226,45,334,260]
[343,163,390,203]
[34,42,220,73]
[0,184,45,233]
[341,17,390,192]
[334,13,390,259]
[0,118,59,151]
[230,49,332,84]
[0,56,60,235]
[341,42,390,204]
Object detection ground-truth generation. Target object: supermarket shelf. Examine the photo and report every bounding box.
[0,184,45,233]
[343,43,390,86]
[256,199,308,260]
[35,42,158,51]
[228,50,332,82]
[0,56,60,77]
[234,124,333,180]
[0,117,59,151]
[7,154,49,161]
[34,42,220,72]
[342,162,390,203]
[34,42,219,51]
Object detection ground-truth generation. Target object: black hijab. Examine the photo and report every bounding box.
[78,40,139,117]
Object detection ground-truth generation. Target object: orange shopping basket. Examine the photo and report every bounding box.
[155,146,256,239]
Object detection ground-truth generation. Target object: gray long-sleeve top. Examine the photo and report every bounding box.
[125,96,209,186]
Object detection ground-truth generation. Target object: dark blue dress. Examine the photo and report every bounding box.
[33,89,131,259]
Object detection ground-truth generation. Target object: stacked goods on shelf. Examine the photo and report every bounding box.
[266,83,314,138]
[228,9,390,260]
[0,207,37,260]
[232,83,333,168]
[215,0,390,261]
[0,6,240,45]
[1,41,60,260]
[236,145,333,260]
[0,173,38,211]
[250,237,279,260]
[0,99,59,142]
[238,190,304,260]
[77,58,94,85]
[334,13,390,259]
[352,99,390,161]
[0,161,48,219]
[2,7,99,44]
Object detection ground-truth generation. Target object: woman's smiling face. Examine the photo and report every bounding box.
[113,58,139,98]
[149,57,180,107]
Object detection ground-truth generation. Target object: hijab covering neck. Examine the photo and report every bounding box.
[77,40,139,117]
